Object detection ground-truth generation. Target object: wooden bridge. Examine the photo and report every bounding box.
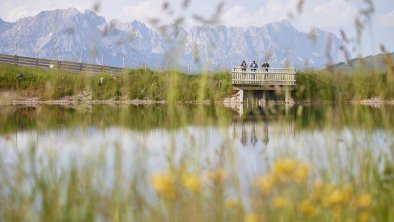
[231,67,296,102]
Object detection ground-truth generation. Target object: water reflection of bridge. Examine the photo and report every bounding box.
[230,104,295,147]
[232,121,295,146]
[227,102,295,117]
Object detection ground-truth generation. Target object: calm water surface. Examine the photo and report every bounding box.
[1,104,393,177]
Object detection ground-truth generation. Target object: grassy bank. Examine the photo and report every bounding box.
[296,70,394,101]
[1,63,394,101]
[0,64,233,102]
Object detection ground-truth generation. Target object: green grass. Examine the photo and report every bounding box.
[0,64,233,102]
[296,70,394,101]
[1,64,394,102]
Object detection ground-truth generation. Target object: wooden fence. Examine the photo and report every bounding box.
[0,54,123,74]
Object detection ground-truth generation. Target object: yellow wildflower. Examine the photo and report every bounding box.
[272,158,311,184]
[273,196,289,209]
[151,172,176,199]
[254,174,275,195]
[310,181,324,202]
[181,173,201,193]
[294,164,310,183]
[311,181,335,203]
[356,193,372,209]
[273,158,297,176]
[342,184,353,203]
[331,206,343,221]
[324,189,346,207]
[358,211,370,222]
[299,199,316,217]
[207,169,227,185]
[244,213,259,222]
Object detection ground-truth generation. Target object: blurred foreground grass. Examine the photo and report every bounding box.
[0,143,393,222]
[1,63,394,101]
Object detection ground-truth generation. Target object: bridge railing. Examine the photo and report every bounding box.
[231,67,296,86]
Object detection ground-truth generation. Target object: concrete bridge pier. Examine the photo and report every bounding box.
[285,89,291,103]
[238,88,295,104]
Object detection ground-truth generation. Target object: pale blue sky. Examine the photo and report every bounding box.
[1,0,393,56]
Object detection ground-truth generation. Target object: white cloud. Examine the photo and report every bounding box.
[221,0,358,33]
[222,5,258,27]
[221,0,297,27]
[378,10,394,28]
[118,0,217,28]
[3,6,37,21]
[0,0,92,21]
[300,0,357,32]
[120,0,164,23]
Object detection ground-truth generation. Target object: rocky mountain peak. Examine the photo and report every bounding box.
[0,8,350,71]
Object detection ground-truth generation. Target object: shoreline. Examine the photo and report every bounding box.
[1,99,214,106]
[1,91,394,107]
[1,97,393,107]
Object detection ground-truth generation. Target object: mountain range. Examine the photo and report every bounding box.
[0,8,350,72]
[332,52,394,73]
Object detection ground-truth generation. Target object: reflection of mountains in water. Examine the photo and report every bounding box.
[232,105,295,147]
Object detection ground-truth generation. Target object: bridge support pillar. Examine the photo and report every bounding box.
[239,89,244,103]
[285,89,291,103]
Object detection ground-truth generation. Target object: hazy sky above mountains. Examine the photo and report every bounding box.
[1,0,393,56]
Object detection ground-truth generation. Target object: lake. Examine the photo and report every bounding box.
[0,104,393,221]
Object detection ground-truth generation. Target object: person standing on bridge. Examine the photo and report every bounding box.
[262,60,270,72]
[250,60,258,72]
[262,60,270,79]
[240,60,247,71]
